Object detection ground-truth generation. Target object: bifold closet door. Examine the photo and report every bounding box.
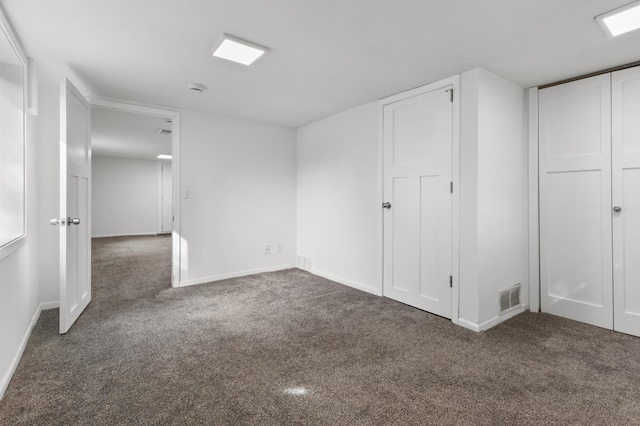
[539,74,613,329]
[612,67,640,337]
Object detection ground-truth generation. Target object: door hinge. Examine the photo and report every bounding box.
[447,88,453,102]
[449,275,453,287]
[450,181,453,194]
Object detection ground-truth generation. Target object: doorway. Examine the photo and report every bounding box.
[90,99,181,287]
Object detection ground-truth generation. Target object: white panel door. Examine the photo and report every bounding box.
[539,74,613,329]
[612,67,640,337]
[161,162,173,233]
[383,86,453,318]
[58,79,92,334]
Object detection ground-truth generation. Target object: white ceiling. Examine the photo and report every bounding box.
[92,107,171,161]
[3,0,640,128]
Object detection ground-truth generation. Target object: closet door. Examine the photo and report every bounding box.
[612,67,640,337]
[539,74,613,329]
[382,85,453,318]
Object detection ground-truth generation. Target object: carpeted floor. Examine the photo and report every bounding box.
[1,235,640,425]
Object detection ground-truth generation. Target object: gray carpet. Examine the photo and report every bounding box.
[1,235,640,425]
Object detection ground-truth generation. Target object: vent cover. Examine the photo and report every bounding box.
[499,284,521,314]
[157,129,172,135]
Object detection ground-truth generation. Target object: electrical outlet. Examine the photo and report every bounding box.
[277,242,283,253]
[264,244,271,254]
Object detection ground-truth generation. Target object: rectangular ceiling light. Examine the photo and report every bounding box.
[209,34,269,66]
[597,1,640,37]
[157,154,172,160]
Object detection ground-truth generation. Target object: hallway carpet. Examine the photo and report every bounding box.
[2,235,640,425]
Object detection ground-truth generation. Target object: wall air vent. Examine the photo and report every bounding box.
[157,129,172,135]
[499,284,521,314]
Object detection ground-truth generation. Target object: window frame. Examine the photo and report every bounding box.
[0,8,29,262]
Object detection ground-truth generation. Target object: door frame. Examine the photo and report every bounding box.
[377,75,461,324]
[157,161,172,234]
[88,97,181,288]
[527,87,540,313]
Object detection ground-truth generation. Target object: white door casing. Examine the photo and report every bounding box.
[382,84,454,319]
[612,67,640,337]
[162,162,173,233]
[59,78,92,334]
[538,74,613,329]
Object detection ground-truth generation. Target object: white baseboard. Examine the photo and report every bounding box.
[40,301,59,310]
[306,268,383,296]
[179,264,297,287]
[92,232,158,239]
[0,302,48,400]
[458,305,528,333]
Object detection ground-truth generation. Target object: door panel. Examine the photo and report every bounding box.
[59,78,91,334]
[539,74,613,329]
[391,177,414,292]
[383,86,453,318]
[545,171,605,307]
[613,67,640,337]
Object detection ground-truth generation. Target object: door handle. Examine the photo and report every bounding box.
[382,202,392,209]
[613,206,622,213]
[50,217,80,226]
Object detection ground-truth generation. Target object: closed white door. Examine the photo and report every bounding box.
[539,74,613,329]
[161,162,172,233]
[612,67,640,337]
[382,86,453,318]
[58,78,92,334]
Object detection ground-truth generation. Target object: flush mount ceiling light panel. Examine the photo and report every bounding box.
[597,1,640,37]
[157,154,172,160]
[209,33,269,66]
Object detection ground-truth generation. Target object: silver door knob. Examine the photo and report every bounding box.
[382,202,391,209]
[50,218,60,226]
[69,218,81,225]
[613,206,622,213]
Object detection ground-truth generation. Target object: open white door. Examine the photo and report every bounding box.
[54,78,92,334]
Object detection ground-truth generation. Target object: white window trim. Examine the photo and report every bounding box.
[0,8,29,263]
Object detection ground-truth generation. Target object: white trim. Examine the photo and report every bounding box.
[87,97,181,288]
[457,318,482,332]
[157,161,163,234]
[308,268,383,296]
[179,264,297,287]
[376,95,384,298]
[377,74,461,324]
[528,87,540,313]
[27,58,38,116]
[92,232,159,239]
[450,76,461,325]
[0,7,28,263]
[40,301,60,310]
[458,305,528,333]
[0,303,45,400]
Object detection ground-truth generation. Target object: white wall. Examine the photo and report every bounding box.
[92,156,159,238]
[0,95,41,398]
[179,110,297,285]
[459,68,528,329]
[296,102,380,294]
